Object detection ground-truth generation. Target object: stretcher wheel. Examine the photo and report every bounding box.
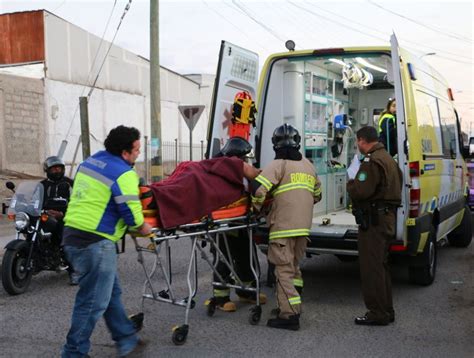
[248,305,262,325]
[172,325,188,345]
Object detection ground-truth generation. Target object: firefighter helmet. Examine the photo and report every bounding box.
[271,123,301,150]
[220,137,253,159]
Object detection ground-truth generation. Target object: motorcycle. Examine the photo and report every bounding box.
[2,181,69,295]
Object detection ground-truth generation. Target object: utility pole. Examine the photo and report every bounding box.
[150,0,163,182]
[79,96,91,160]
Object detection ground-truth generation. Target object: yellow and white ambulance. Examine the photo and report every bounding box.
[207,35,472,286]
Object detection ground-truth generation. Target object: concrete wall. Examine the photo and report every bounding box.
[0,73,46,176]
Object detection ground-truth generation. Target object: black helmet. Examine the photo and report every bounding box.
[271,123,301,150]
[43,156,65,181]
[219,137,253,159]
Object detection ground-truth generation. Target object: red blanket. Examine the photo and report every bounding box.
[150,157,245,228]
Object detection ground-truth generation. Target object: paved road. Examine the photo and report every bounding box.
[0,221,472,358]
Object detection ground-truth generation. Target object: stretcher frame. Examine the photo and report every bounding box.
[130,213,263,345]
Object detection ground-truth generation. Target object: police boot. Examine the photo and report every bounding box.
[205,296,236,312]
[267,314,300,331]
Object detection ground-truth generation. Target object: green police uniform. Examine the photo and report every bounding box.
[347,142,402,323]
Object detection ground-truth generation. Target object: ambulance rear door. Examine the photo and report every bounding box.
[390,33,410,242]
[206,41,259,158]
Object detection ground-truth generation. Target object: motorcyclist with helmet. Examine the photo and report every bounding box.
[40,156,76,284]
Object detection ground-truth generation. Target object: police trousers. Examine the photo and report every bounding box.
[267,236,307,319]
[357,210,395,322]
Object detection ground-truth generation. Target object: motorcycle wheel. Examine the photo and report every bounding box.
[2,241,33,295]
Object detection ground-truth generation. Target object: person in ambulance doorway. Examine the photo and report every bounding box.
[252,124,322,331]
[41,156,76,284]
[205,137,267,312]
[61,126,152,357]
[378,98,397,157]
[347,126,402,326]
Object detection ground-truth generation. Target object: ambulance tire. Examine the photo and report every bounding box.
[335,254,358,262]
[447,205,472,248]
[408,227,437,286]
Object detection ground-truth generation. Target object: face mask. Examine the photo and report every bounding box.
[47,171,64,182]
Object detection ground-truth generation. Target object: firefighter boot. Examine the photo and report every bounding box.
[205,296,236,312]
[267,314,300,331]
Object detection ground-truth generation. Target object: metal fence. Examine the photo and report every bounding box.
[161,140,207,177]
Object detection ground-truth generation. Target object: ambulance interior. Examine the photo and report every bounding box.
[259,54,395,226]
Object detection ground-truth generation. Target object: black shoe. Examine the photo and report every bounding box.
[267,315,300,331]
[389,313,395,323]
[354,315,389,326]
[119,338,148,357]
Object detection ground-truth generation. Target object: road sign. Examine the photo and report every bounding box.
[178,105,205,160]
[179,105,205,131]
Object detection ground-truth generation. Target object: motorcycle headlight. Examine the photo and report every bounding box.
[15,212,30,231]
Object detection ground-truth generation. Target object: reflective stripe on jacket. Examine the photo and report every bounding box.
[64,150,144,242]
[252,158,321,240]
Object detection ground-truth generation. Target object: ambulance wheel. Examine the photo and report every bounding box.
[172,325,188,345]
[409,227,437,286]
[447,205,472,248]
[248,305,262,325]
[335,254,358,262]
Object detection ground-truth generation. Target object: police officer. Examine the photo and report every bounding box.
[253,124,321,331]
[347,126,402,326]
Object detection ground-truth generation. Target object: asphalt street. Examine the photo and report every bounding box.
[0,219,472,358]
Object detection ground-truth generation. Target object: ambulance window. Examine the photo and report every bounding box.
[438,99,457,157]
[414,90,443,155]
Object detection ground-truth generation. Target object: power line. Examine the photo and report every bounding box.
[201,0,272,53]
[64,0,132,141]
[304,1,473,62]
[230,0,287,45]
[289,1,474,66]
[367,0,474,44]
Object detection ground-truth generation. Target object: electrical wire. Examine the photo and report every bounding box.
[230,0,287,45]
[367,0,474,44]
[201,0,272,53]
[304,1,473,62]
[63,0,131,141]
[289,1,474,66]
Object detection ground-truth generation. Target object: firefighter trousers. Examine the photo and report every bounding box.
[267,236,307,319]
[212,229,255,298]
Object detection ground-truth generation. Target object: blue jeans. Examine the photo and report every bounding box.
[62,240,138,357]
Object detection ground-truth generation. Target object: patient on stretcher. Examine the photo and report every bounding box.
[140,139,260,229]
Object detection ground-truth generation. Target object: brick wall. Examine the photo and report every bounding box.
[0,73,45,176]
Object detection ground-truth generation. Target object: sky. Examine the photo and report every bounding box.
[1,0,473,132]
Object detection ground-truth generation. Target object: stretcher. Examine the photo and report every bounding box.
[130,196,263,346]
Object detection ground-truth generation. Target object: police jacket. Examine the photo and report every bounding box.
[252,158,321,240]
[64,150,144,242]
[347,143,402,208]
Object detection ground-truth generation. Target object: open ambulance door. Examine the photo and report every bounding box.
[390,33,410,243]
[206,41,259,159]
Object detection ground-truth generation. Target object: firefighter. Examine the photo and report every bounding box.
[252,124,321,331]
[206,137,267,312]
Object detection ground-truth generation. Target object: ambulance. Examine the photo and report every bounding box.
[206,35,472,286]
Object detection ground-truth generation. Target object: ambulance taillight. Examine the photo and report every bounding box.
[409,161,421,218]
